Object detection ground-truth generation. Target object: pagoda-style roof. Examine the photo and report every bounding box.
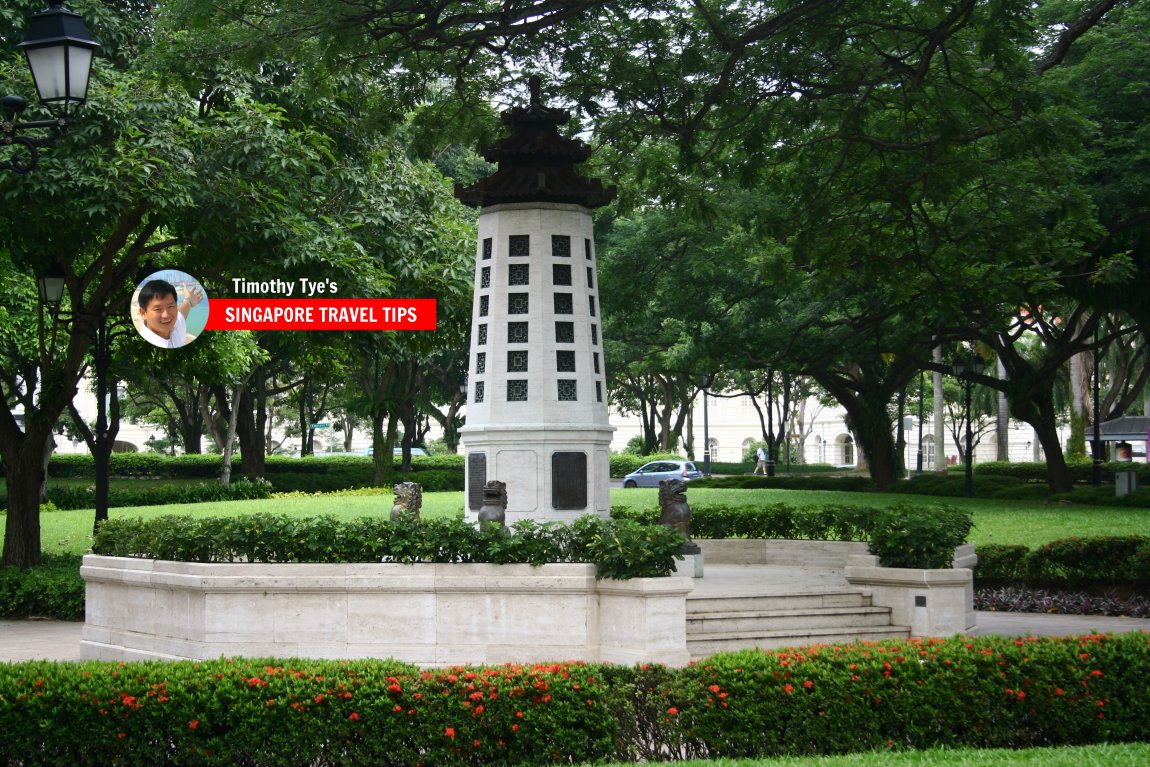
[455,77,617,209]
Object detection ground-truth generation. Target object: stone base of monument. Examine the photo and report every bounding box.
[79,556,694,666]
[674,552,704,578]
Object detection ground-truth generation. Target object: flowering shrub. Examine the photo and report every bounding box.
[1,634,1148,765]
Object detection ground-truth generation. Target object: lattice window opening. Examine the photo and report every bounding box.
[509,235,530,257]
[507,350,529,373]
[508,379,529,401]
[557,380,578,401]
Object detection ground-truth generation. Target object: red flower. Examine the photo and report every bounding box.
[349,712,360,721]
[189,720,199,730]
[784,684,794,694]
[445,727,456,739]
[512,724,519,732]
[708,684,721,693]
[667,707,679,716]
[803,680,813,689]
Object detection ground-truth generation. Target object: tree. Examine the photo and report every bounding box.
[0,4,373,566]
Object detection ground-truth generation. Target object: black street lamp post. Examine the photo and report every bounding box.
[2,2,99,173]
[37,265,113,532]
[701,373,714,477]
[1092,324,1102,487]
[766,371,776,477]
[916,370,925,473]
[953,357,984,498]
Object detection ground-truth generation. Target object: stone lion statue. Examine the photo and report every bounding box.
[659,478,700,554]
[390,481,423,521]
[478,480,508,529]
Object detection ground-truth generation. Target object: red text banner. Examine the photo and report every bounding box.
[204,299,437,331]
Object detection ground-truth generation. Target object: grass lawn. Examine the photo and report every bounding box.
[10,486,1149,556]
[588,743,1150,767]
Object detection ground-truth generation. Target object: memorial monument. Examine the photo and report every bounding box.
[455,77,617,524]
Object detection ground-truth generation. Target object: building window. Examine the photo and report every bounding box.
[555,321,574,343]
[557,350,575,372]
[554,293,573,314]
[474,381,485,403]
[478,324,487,345]
[590,324,598,345]
[509,234,530,257]
[509,263,530,285]
[507,350,528,373]
[508,322,529,344]
[584,238,592,259]
[479,295,489,317]
[482,237,492,260]
[480,266,490,289]
[508,292,529,314]
[552,264,571,286]
[596,381,602,402]
[586,267,594,288]
[552,234,571,257]
[593,352,600,374]
[476,352,486,374]
[507,379,528,401]
[557,380,578,401]
[588,295,596,317]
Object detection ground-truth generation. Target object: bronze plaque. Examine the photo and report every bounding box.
[468,453,487,510]
[552,452,587,510]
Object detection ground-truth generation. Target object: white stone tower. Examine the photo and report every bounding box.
[456,78,617,524]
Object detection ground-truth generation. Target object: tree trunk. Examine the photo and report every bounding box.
[1,448,47,568]
[996,357,1009,461]
[1010,388,1074,493]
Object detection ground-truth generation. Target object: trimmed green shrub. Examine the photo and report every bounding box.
[691,474,875,492]
[973,544,1032,581]
[977,460,1150,484]
[975,537,1150,587]
[41,478,274,511]
[90,514,684,580]
[0,554,85,620]
[613,502,971,569]
[865,505,973,569]
[2,634,1148,765]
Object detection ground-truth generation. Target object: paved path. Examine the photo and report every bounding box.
[3,610,1149,663]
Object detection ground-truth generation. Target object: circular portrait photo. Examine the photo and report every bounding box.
[131,270,209,349]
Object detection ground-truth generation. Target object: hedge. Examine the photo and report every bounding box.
[35,478,275,511]
[691,474,875,492]
[2,633,1148,766]
[976,537,1150,587]
[613,502,972,570]
[976,460,1150,484]
[47,453,466,479]
[90,514,684,581]
[0,554,85,621]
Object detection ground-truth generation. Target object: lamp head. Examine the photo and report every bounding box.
[18,2,101,119]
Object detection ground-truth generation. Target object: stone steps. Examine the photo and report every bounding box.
[686,588,910,659]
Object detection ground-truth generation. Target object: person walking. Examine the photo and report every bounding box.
[753,445,768,474]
